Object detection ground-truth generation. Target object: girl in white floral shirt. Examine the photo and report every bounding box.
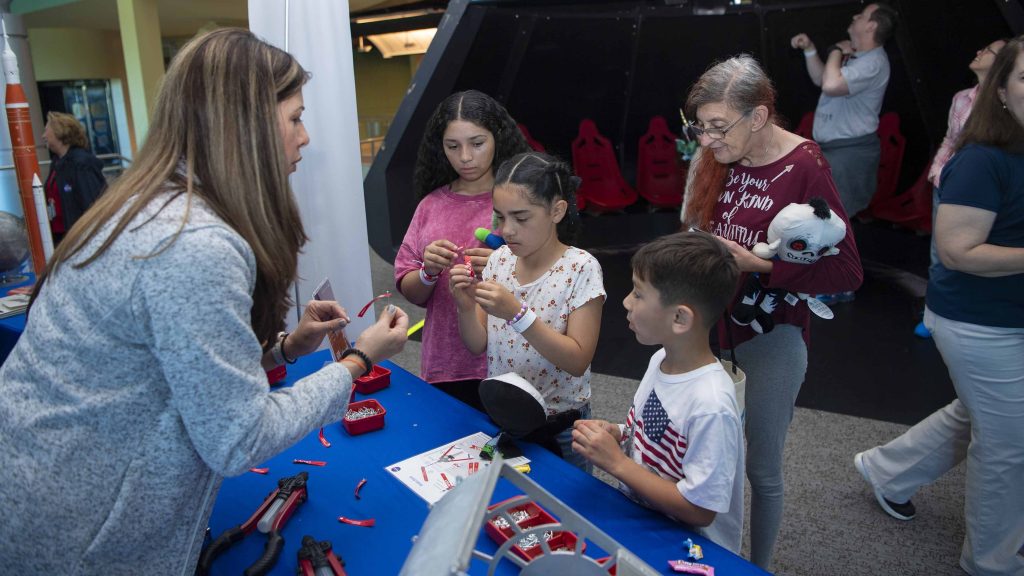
[451,152,606,468]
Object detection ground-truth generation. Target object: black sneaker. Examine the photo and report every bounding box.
[855,452,916,521]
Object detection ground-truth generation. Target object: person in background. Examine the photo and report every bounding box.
[681,55,863,570]
[791,2,898,304]
[42,111,107,241]
[394,90,530,411]
[914,37,1008,338]
[855,35,1024,576]
[0,28,408,573]
[572,231,745,553]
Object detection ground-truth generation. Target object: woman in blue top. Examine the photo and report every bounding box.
[855,36,1024,576]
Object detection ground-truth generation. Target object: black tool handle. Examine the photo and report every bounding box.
[244,530,284,576]
[196,526,244,575]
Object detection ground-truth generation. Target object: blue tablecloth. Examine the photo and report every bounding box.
[207,351,767,575]
[0,273,33,365]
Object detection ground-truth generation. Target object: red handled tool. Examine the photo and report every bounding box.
[297,535,348,576]
[196,471,309,576]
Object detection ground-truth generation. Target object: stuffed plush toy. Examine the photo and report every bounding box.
[732,197,847,334]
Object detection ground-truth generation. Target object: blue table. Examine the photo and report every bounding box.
[0,273,33,365]
[207,351,768,575]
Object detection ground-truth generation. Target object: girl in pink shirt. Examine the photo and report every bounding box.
[394,90,530,410]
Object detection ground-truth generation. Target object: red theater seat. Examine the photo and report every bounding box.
[517,123,547,153]
[636,116,683,209]
[870,162,933,233]
[867,112,928,229]
[873,112,906,206]
[795,111,814,140]
[571,119,637,213]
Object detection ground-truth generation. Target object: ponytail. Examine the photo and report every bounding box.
[495,152,582,243]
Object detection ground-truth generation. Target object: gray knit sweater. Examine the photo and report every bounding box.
[0,192,353,574]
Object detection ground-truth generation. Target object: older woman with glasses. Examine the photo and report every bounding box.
[680,54,863,570]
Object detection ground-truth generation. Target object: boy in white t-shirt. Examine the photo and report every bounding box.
[572,231,745,553]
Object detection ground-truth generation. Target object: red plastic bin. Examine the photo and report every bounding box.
[354,365,391,394]
[485,497,582,561]
[342,399,386,435]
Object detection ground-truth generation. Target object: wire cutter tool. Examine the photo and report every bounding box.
[196,471,309,576]
[297,535,348,576]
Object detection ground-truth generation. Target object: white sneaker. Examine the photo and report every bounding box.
[854,451,916,521]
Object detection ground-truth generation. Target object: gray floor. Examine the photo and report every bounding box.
[368,249,967,576]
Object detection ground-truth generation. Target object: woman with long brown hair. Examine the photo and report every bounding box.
[681,55,862,570]
[0,29,408,573]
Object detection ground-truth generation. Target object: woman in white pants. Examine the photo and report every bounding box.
[855,36,1024,576]
[855,37,1008,524]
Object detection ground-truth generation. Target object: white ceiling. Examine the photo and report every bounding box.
[20,0,399,36]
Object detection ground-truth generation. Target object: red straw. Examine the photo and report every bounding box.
[357,292,392,317]
[338,516,375,527]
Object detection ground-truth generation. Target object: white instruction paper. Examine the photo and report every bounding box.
[385,431,530,505]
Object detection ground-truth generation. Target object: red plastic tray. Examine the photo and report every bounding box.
[342,399,386,435]
[354,365,391,394]
[485,497,582,561]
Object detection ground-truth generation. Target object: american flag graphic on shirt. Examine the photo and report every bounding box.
[625,389,688,481]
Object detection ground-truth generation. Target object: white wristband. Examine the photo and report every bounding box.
[509,309,537,334]
[419,267,438,286]
[803,48,817,57]
[270,331,286,366]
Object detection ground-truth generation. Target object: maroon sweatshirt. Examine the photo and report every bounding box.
[708,141,863,349]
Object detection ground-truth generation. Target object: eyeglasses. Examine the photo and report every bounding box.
[982,45,1000,56]
[686,110,752,140]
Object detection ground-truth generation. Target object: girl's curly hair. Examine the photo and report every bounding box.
[413,90,531,200]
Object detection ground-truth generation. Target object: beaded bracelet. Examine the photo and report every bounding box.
[509,309,537,334]
[341,348,373,378]
[507,300,529,325]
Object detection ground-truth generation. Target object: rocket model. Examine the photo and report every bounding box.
[31,174,53,261]
[3,16,46,274]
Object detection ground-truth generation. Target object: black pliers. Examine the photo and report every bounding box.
[296,535,348,576]
[196,471,309,576]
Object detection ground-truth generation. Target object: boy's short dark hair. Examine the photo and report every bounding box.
[631,231,739,330]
